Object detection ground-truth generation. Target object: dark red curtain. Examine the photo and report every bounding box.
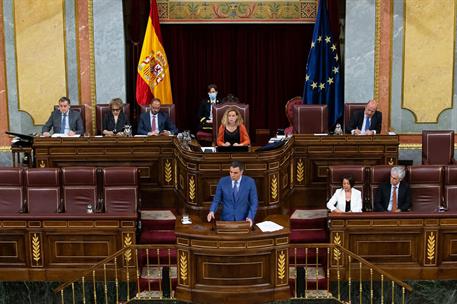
[161,24,313,135]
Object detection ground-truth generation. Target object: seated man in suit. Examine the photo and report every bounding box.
[374,166,411,212]
[198,84,222,131]
[42,96,84,137]
[137,98,177,136]
[346,99,382,135]
[207,161,258,227]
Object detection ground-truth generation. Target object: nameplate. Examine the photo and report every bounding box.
[216,221,250,234]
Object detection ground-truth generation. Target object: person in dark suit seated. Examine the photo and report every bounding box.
[198,84,222,131]
[346,99,382,135]
[216,107,250,146]
[102,98,129,136]
[137,98,177,136]
[374,166,411,212]
[207,161,258,227]
[42,96,84,137]
[327,176,363,213]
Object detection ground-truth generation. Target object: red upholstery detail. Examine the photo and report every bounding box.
[369,165,394,210]
[444,165,457,211]
[140,104,176,123]
[327,165,367,203]
[344,103,366,132]
[212,102,250,143]
[290,217,327,230]
[142,219,176,231]
[62,167,98,213]
[292,104,328,134]
[290,229,328,244]
[103,167,138,215]
[137,248,177,265]
[196,130,213,145]
[288,247,328,265]
[95,103,130,135]
[139,230,176,244]
[408,165,443,212]
[25,168,61,214]
[422,130,456,165]
[0,167,24,214]
[284,96,302,135]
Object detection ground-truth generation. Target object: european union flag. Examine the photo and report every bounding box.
[303,0,343,129]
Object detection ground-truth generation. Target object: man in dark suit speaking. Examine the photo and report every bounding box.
[346,99,382,135]
[374,166,411,212]
[207,161,258,227]
[42,96,84,137]
[137,98,177,135]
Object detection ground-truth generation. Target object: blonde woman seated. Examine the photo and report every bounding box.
[217,107,250,146]
[327,176,362,213]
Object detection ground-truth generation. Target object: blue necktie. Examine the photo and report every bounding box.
[364,116,371,132]
[61,113,67,133]
[233,180,239,200]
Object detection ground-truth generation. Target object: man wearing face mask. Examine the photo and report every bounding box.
[137,98,177,136]
[197,84,222,131]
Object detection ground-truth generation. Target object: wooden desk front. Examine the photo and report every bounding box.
[175,215,290,304]
[33,135,399,212]
[329,212,457,280]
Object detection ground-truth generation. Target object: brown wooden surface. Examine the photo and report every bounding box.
[329,212,457,280]
[175,214,290,304]
[33,135,399,213]
[0,216,136,281]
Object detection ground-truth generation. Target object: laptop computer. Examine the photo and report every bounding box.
[216,145,249,153]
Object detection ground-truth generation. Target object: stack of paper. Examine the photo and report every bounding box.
[256,221,284,232]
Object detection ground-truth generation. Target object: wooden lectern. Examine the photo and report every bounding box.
[175,215,290,304]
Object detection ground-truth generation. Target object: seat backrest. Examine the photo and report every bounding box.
[0,167,24,214]
[284,97,302,135]
[212,103,250,143]
[140,104,176,123]
[444,165,457,211]
[422,130,455,165]
[95,103,131,135]
[25,168,61,214]
[369,165,394,210]
[54,104,86,133]
[292,104,328,134]
[62,167,98,214]
[103,167,138,215]
[407,165,443,212]
[344,103,366,133]
[328,165,367,205]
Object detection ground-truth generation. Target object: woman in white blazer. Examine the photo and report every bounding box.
[327,176,363,213]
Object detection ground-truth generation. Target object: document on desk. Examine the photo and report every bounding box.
[256,221,283,232]
[51,134,81,138]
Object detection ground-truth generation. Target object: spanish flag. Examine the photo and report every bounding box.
[136,0,173,106]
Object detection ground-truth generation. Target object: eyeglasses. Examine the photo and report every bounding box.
[112,108,121,112]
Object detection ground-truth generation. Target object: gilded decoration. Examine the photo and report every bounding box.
[158,0,317,23]
[333,232,341,263]
[123,233,132,265]
[296,158,304,183]
[426,231,436,264]
[270,174,278,201]
[164,159,173,183]
[277,250,286,283]
[31,233,41,266]
[179,251,189,285]
[188,175,196,203]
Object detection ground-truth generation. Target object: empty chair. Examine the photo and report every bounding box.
[103,167,138,215]
[62,167,98,213]
[293,104,328,134]
[212,102,250,144]
[369,165,394,210]
[0,167,25,214]
[25,168,61,214]
[328,165,367,206]
[444,166,457,211]
[408,165,443,212]
[422,130,456,165]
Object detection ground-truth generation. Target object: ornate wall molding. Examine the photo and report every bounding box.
[158,0,317,23]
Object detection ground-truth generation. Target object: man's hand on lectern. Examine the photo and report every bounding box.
[246,218,253,227]
[207,211,215,222]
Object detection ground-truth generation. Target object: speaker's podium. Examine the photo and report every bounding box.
[175,214,290,304]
